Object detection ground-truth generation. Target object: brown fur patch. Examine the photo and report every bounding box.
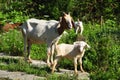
[57,13,75,35]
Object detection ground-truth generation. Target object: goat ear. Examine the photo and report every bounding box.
[86,44,90,48]
[71,18,75,29]
[59,17,62,22]
[68,12,71,15]
[77,19,80,22]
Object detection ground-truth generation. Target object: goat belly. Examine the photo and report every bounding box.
[28,38,45,44]
[56,44,74,57]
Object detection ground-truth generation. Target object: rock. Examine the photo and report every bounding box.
[0,70,46,80]
[77,72,89,80]
[31,60,48,68]
[55,69,90,80]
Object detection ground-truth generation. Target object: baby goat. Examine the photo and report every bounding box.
[52,41,90,74]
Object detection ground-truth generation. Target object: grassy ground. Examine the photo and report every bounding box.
[0,57,80,80]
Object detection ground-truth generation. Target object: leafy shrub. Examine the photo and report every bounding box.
[0,30,23,56]
[59,29,77,44]
[6,10,29,23]
[84,22,120,79]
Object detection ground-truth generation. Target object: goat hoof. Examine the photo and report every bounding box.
[74,72,78,76]
[47,63,51,67]
[51,71,54,74]
[24,57,32,63]
[27,59,32,63]
[81,70,85,73]
[74,71,78,75]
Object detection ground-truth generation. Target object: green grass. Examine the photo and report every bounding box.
[0,58,49,76]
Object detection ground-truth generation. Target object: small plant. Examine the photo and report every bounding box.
[59,29,77,44]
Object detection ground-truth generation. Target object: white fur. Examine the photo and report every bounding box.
[75,20,83,35]
[52,41,90,74]
[20,13,74,67]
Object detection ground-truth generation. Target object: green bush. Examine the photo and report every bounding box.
[59,29,77,44]
[0,30,23,56]
[84,21,120,79]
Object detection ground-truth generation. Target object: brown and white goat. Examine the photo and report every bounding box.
[20,12,75,67]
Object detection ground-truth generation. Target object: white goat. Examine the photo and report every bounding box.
[52,41,90,74]
[75,19,83,35]
[20,12,75,67]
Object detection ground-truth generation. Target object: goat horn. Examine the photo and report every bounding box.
[63,12,66,16]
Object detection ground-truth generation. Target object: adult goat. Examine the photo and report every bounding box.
[20,12,75,67]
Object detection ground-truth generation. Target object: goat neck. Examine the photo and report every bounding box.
[57,17,68,35]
